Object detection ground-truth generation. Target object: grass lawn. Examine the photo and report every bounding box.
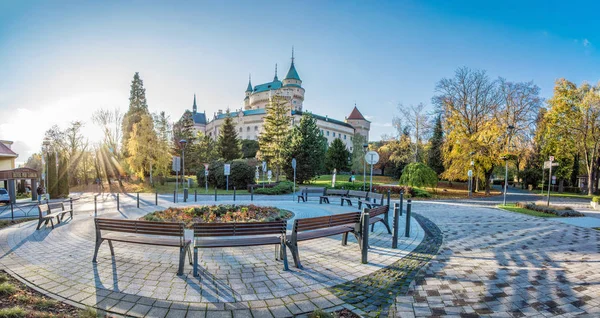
[497,203,558,218]
[533,190,595,200]
[0,218,37,230]
[310,174,395,186]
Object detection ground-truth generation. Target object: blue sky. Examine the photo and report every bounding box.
[1,0,599,163]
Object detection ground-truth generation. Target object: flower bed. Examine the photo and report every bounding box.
[515,202,584,217]
[142,205,293,228]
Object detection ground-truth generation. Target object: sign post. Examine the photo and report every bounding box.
[262,161,267,188]
[224,164,231,191]
[291,158,297,201]
[468,169,473,198]
[547,156,553,206]
[172,157,181,203]
[365,151,380,192]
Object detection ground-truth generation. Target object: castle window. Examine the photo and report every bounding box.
[255,126,258,131]
[247,126,250,131]
[344,135,347,140]
[239,127,242,132]
[326,131,329,136]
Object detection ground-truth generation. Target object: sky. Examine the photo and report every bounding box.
[1,0,599,165]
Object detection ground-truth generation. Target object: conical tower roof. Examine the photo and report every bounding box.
[347,105,366,120]
[285,47,301,81]
[246,75,253,92]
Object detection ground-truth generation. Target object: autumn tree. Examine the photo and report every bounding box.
[394,103,430,162]
[122,72,150,158]
[258,95,290,181]
[152,111,173,185]
[126,114,158,180]
[350,134,367,173]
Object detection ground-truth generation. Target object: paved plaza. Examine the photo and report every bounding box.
[0,194,599,317]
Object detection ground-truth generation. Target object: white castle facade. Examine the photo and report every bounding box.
[182,52,370,152]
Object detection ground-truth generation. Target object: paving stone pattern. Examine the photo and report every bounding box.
[391,202,600,317]
[0,198,424,317]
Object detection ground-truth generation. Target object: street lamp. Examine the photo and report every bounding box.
[179,139,187,189]
[42,138,51,200]
[503,125,515,206]
[469,151,475,198]
[362,143,368,191]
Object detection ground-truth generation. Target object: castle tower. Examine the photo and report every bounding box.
[192,94,197,114]
[244,75,252,108]
[282,47,305,111]
[345,104,370,141]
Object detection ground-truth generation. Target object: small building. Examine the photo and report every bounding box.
[0,140,18,170]
[0,141,40,203]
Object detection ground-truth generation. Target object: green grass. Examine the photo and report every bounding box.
[535,190,595,200]
[0,218,37,230]
[498,204,558,218]
[0,306,26,318]
[0,282,16,296]
[77,307,97,318]
[309,174,395,187]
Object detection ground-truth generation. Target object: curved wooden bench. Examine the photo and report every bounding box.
[297,187,326,202]
[341,190,368,206]
[358,192,384,210]
[193,221,288,277]
[364,205,391,234]
[92,218,191,276]
[286,212,361,269]
[319,189,348,204]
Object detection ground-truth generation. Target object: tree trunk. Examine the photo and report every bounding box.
[484,169,493,195]
[559,179,565,193]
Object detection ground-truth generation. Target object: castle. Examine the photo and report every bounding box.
[183,51,370,152]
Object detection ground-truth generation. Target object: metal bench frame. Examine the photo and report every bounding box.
[92,218,191,276]
[36,202,73,230]
[341,190,369,206]
[192,221,289,277]
[358,192,384,210]
[297,187,326,202]
[364,205,391,234]
[319,189,349,204]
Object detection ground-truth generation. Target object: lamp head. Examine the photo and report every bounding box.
[179,139,187,148]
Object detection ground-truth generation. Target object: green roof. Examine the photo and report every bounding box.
[291,110,353,128]
[285,62,301,81]
[253,81,282,93]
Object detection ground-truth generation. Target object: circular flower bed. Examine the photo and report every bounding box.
[142,204,293,228]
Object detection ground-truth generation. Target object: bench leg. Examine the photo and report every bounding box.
[319,198,323,204]
[287,242,302,269]
[92,239,103,262]
[49,219,54,229]
[371,223,375,233]
[275,244,280,260]
[193,248,199,278]
[382,220,392,234]
[36,219,44,230]
[280,239,289,271]
[107,240,115,256]
[325,198,329,204]
[358,201,362,210]
[56,215,61,224]
[187,245,192,265]
[342,233,349,246]
[177,247,186,276]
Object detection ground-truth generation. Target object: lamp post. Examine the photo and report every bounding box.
[362,143,368,191]
[42,139,51,198]
[469,152,475,198]
[503,125,515,206]
[179,139,187,189]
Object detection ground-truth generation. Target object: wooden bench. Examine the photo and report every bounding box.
[36,203,73,230]
[297,187,326,202]
[193,221,288,277]
[319,189,348,204]
[358,192,384,210]
[286,212,362,269]
[92,218,191,276]
[341,190,369,206]
[364,205,391,234]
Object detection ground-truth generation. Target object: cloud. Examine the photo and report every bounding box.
[583,38,591,47]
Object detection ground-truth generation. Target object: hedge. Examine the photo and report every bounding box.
[254,181,294,195]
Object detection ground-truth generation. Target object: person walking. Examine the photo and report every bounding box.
[36,185,43,203]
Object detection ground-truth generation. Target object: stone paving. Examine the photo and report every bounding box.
[0,197,424,317]
[391,201,600,317]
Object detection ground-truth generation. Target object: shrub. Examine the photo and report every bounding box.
[372,185,414,196]
[515,202,584,217]
[324,182,365,191]
[0,306,26,318]
[399,163,438,189]
[0,282,16,296]
[197,159,255,190]
[254,181,294,195]
[247,183,278,191]
[412,188,431,198]
[592,196,600,203]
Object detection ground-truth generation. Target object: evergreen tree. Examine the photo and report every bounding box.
[241,139,260,159]
[427,115,445,175]
[47,152,59,198]
[217,109,242,161]
[173,110,196,148]
[570,154,580,187]
[153,111,174,185]
[258,95,291,181]
[283,113,327,183]
[127,113,158,180]
[122,72,150,158]
[57,154,69,197]
[351,134,367,173]
[325,138,351,172]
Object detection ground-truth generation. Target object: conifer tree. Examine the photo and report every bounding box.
[122,72,150,158]
[217,109,241,161]
[325,138,351,172]
[258,95,291,181]
[47,152,59,198]
[350,134,367,173]
[127,114,158,180]
[427,115,445,175]
[283,113,327,183]
[57,155,69,197]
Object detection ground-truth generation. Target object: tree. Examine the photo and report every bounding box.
[399,162,438,189]
[173,110,196,147]
[92,109,123,185]
[394,103,430,162]
[126,114,158,180]
[325,138,350,172]
[241,139,259,159]
[282,113,327,183]
[258,95,290,181]
[389,129,414,179]
[63,121,88,186]
[350,134,367,173]
[152,111,173,185]
[122,72,150,158]
[373,136,395,176]
[544,79,600,195]
[57,154,69,197]
[427,115,444,175]
[24,153,43,172]
[47,151,58,198]
[217,109,242,161]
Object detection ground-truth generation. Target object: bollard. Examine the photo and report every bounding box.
[173,191,176,203]
[194,190,197,202]
[94,195,97,215]
[251,186,254,201]
[387,189,391,207]
[70,197,73,212]
[184,189,188,203]
[405,200,412,238]
[155,192,158,205]
[361,210,370,264]
[399,191,404,216]
[117,193,120,211]
[10,203,14,220]
[233,187,236,201]
[137,192,140,208]
[392,202,400,248]
[214,188,217,201]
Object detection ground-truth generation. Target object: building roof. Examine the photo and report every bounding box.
[215,108,266,120]
[192,112,207,125]
[292,110,354,129]
[253,80,282,93]
[246,76,253,92]
[0,142,17,158]
[347,106,367,121]
[284,62,301,81]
